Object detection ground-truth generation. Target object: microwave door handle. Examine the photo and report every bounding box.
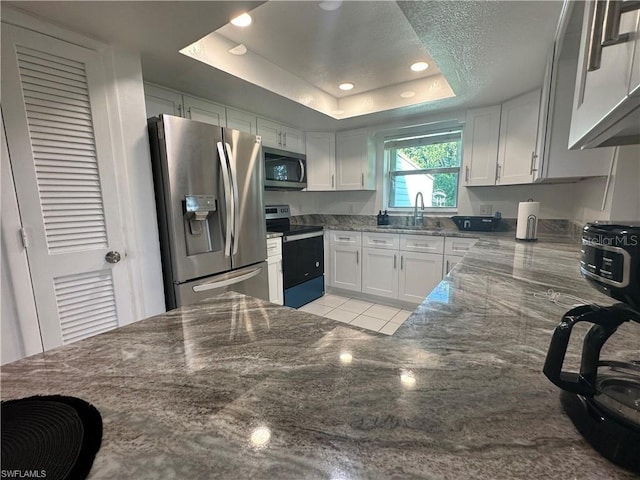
[298,158,305,182]
[225,142,240,255]
[216,142,233,257]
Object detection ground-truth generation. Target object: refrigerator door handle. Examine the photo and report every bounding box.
[191,266,263,292]
[224,142,241,256]
[216,142,233,257]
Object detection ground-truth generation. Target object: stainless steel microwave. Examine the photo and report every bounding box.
[264,147,307,190]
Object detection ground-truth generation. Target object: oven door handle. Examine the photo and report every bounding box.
[283,231,324,242]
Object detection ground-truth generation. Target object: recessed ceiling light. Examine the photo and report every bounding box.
[400,91,416,98]
[319,1,343,11]
[230,13,252,27]
[228,44,247,55]
[338,82,354,91]
[410,62,429,72]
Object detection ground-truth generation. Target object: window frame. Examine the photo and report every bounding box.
[384,127,463,213]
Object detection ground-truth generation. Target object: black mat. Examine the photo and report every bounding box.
[1,395,102,480]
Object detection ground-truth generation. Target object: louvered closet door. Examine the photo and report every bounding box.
[2,23,133,350]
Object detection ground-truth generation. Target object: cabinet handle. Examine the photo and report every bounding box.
[394,254,397,269]
[177,104,182,116]
[278,131,282,146]
[584,0,639,72]
[446,260,450,274]
[603,1,640,46]
[332,174,334,188]
[401,256,404,270]
[356,250,359,264]
[530,151,538,174]
[465,165,470,183]
[283,132,287,147]
[495,164,501,182]
[187,107,192,119]
[338,237,350,241]
[361,173,364,187]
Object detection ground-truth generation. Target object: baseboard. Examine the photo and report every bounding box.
[325,287,420,311]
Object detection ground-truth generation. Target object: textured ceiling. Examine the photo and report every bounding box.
[2,1,564,131]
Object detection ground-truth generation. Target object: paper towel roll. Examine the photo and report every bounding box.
[516,201,540,240]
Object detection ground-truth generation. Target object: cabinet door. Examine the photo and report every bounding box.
[569,1,640,148]
[267,255,284,305]
[305,132,336,190]
[463,106,500,186]
[497,89,541,185]
[398,252,443,303]
[144,83,183,118]
[281,125,304,154]
[330,245,361,292]
[257,118,282,149]
[362,248,399,299]
[226,108,256,134]
[336,129,367,190]
[443,254,464,278]
[183,95,226,126]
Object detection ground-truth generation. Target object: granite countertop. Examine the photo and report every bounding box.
[2,237,638,479]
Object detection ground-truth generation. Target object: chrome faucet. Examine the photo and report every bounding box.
[413,192,424,226]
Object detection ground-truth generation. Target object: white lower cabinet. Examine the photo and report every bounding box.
[399,252,444,303]
[328,230,362,292]
[330,245,361,292]
[266,238,283,305]
[362,248,399,299]
[443,255,464,278]
[328,230,477,305]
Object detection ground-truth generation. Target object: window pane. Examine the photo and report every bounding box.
[390,172,458,208]
[391,140,461,171]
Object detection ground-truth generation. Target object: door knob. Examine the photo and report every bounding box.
[105,251,122,264]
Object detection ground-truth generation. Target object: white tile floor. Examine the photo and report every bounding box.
[298,294,413,335]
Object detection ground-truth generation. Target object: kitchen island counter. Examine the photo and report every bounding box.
[2,236,638,479]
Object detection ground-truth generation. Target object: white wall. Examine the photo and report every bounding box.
[571,145,640,225]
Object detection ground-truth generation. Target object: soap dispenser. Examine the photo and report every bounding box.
[377,210,383,226]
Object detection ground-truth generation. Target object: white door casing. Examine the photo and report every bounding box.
[2,23,133,349]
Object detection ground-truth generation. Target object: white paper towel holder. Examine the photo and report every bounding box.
[516,198,540,242]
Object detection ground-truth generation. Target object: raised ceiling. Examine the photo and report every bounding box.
[2,1,564,131]
[184,1,453,119]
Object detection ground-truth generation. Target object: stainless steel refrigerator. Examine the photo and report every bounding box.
[148,115,268,309]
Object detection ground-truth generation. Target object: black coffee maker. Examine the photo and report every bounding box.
[544,223,640,474]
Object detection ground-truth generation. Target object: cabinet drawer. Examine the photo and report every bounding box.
[266,237,282,258]
[329,230,362,246]
[444,237,477,256]
[362,232,399,250]
[399,234,444,254]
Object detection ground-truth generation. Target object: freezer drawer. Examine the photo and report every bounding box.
[173,262,269,308]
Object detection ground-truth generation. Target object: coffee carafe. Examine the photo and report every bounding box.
[543,223,640,474]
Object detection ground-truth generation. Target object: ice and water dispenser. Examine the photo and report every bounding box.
[183,194,222,255]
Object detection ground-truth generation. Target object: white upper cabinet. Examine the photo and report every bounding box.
[183,95,226,126]
[497,89,541,185]
[462,106,501,186]
[306,132,336,191]
[257,117,305,153]
[226,108,256,134]
[144,83,183,118]
[535,1,615,181]
[335,128,376,190]
[569,0,640,149]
